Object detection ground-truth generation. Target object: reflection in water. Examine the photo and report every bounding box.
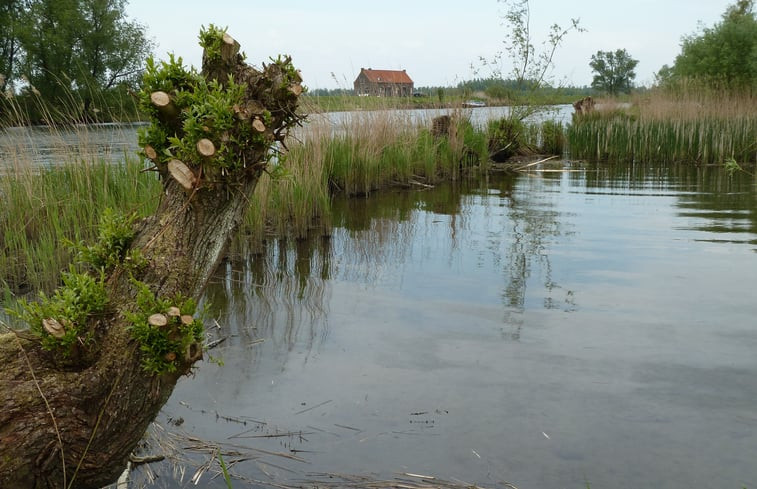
[204,236,334,365]
[674,168,757,245]
[153,164,757,489]
[576,164,757,246]
[204,173,573,365]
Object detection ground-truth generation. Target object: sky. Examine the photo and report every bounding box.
[124,0,735,90]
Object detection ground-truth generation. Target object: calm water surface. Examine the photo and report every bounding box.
[140,166,757,489]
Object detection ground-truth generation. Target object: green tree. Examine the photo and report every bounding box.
[0,0,25,93]
[654,63,675,87]
[589,49,639,95]
[19,0,83,103]
[76,0,153,111]
[670,0,756,88]
[6,0,152,121]
[478,0,583,118]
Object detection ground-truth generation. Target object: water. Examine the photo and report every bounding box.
[135,166,757,489]
[0,105,573,169]
[314,104,574,128]
[0,122,146,168]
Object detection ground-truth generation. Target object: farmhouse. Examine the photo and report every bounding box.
[353,68,414,97]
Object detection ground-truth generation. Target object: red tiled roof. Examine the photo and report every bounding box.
[360,68,413,84]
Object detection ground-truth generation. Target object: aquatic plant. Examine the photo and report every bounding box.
[567,89,756,164]
[0,155,160,299]
[241,110,489,244]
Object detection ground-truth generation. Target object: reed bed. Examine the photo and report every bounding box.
[567,89,756,164]
[2,106,558,301]
[241,110,489,244]
[0,155,160,299]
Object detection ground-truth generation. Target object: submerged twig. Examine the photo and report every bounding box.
[513,155,559,171]
[294,399,332,415]
[129,454,165,465]
[205,336,227,349]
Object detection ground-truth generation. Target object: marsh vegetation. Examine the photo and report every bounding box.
[1,1,755,487]
[568,87,756,164]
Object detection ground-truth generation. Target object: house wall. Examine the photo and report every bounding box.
[353,75,414,97]
[353,72,373,96]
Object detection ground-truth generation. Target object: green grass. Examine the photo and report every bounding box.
[1,111,493,300]
[0,106,600,303]
[568,112,756,164]
[302,94,443,112]
[567,90,757,164]
[241,111,491,245]
[302,87,588,114]
[0,157,160,299]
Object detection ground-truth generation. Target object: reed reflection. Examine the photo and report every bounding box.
[575,164,757,245]
[202,235,333,366]
[203,173,576,364]
[329,185,465,285]
[672,166,757,244]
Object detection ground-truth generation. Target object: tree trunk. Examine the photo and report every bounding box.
[0,31,302,489]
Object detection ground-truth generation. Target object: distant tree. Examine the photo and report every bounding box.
[0,0,25,93]
[76,0,154,112]
[306,87,351,97]
[478,0,584,116]
[18,0,83,102]
[78,0,150,87]
[589,49,638,95]
[7,0,152,120]
[485,81,511,100]
[654,64,675,87]
[670,0,756,88]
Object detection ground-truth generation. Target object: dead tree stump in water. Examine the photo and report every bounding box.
[0,26,303,489]
[431,115,452,138]
[572,96,595,115]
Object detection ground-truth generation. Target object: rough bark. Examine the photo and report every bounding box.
[0,32,302,489]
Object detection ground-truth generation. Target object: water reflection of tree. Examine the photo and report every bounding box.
[485,174,572,340]
[204,173,576,356]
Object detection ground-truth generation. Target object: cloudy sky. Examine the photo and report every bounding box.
[124,0,735,89]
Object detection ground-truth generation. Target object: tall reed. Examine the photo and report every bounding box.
[567,89,756,164]
[0,156,159,298]
[241,110,488,245]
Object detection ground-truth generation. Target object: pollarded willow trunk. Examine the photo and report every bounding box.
[0,27,303,489]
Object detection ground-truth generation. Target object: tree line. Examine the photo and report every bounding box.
[590,0,755,95]
[314,0,754,101]
[0,0,152,123]
[656,0,756,90]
